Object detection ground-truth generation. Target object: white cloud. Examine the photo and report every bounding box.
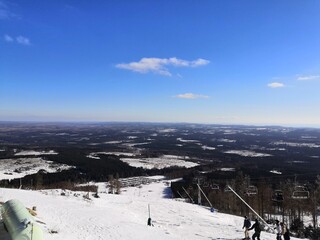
[0,1,17,19]
[4,34,13,42]
[3,34,31,45]
[116,57,209,76]
[297,75,320,81]
[267,82,285,88]
[174,93,209,99]
[16,36,30,45]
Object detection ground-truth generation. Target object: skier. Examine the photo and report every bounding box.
[242,216,251,240]
[248,219,261,240]
[274,220,282,240]
[280,222,290,240]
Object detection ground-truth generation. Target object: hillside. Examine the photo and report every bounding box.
[0,178,302,240]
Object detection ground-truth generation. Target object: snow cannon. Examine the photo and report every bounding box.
[1,199,44,240]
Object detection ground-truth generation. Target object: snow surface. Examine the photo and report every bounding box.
[201,145,216,151]
[176,138,199,143]
[87,152,137,159]
[224,150,272,157]
[0,158,73,180]
[218,139,237,143]
[103,141,123,144]
[119,155,198,169]
[219,168,235,172]
[0,179,302,240]
[271,141,320,148]
[158,128,176,133]
[14,150,58,156]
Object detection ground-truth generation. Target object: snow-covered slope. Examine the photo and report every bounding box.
[0,179,301,240]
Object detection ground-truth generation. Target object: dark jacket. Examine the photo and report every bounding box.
[249,221,261,233]
[243,219,251,228]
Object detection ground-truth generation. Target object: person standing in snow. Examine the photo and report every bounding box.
[248,219,261,240]
[280,222,290,240]
[242,216,251,240]
[274,220,282,240]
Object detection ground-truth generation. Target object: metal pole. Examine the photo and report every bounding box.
[197,184,213,208]
[177,191,183,199]
[227,185,274,233]
[182,186,194,203]
[198,179,201,205]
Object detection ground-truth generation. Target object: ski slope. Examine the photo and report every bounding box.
[0,179,301,240]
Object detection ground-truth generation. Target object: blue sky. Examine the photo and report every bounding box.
[1,0,320,127]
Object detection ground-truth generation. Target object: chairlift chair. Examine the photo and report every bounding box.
[211,184,220,190]
[202,182,210,188]
[224,186,232,192]
[272,190,284,202]
[246,185,258,195]
[292,186,309,199]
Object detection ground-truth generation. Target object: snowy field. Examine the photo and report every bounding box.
[271,141,320,148]
[224,150,272,157]
[14,150,58,156]
[119,155,198,169]
[0,157,73,180]
[0,178,302,240]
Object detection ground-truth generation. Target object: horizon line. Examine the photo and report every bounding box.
[0,120,319,130]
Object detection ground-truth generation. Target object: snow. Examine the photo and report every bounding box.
[218,138,237,143]
[103,141,123,144]
[119,155,197,169]
[158,128,176,133]
[176,138,199,143]
[270,170,282,175]
[0,179,302,240]
[201,145,216,151]
[87,152,137,159]
[127,136,138,139]
[122,142,150,148]
[219,168,235,172]
[14,150,58,156]
[0,158,73,180]
[271,141,320,148]
[224,150,272,157]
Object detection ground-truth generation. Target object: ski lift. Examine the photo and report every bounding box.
[272,190,284,202]
[211,184,220,190]
[192,177,204,185]
[202,182,210,188]
[292,186,309,199]
[224,185,232,192]
[246,185,258,195]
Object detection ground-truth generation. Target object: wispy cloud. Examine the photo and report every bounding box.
[4,34,31,45]
[16,35,30,45]
[4,34,13,42]
[267,82,285,88]
[174,93,209,99]
[297,75,320,81]
[116,57,210,76]
[0,1,18,20]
